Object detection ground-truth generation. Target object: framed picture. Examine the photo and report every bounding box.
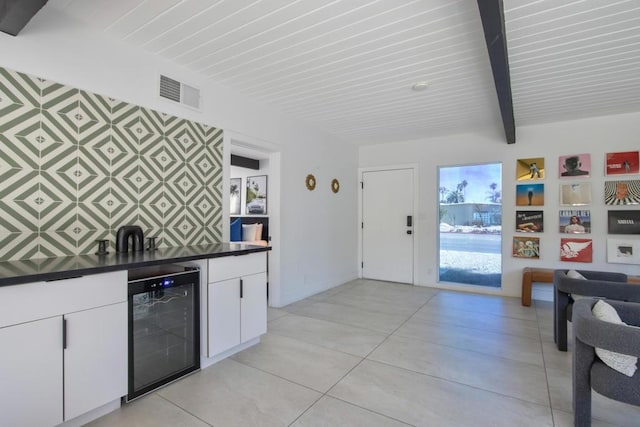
[516,184,544,206]
[513,236,540,259]
[607,238,640,264]
[560,238,593,263]
[607,210,640,234]
[559,210,590,234]
[516,210,543,232]
[606,151,639,175]
[230,178,241,215]
[560,182,591,206]
[604,180,640,205]
[246,175,267,215]
[516,157,545,181]
[559,153,590,178]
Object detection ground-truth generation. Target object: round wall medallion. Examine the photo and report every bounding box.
[331,178,340,193]
[305,174,316,191]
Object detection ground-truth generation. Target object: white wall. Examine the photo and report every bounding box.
[359,113,640,297]
[0,6,358,307]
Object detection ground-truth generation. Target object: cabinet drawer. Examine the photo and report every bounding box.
[0,271,127,329]
[208,252,266,283]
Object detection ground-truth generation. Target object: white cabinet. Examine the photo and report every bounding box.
[0,271,127,426]
[207,252,267,357]
[0,317,63,427]
[64,302,127,421]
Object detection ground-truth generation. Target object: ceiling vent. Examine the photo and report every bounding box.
[159,75,201,110]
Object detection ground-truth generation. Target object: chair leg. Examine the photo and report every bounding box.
[555,290,569,351]
[573,338,595,427]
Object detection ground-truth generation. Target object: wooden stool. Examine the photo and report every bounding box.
[521,267,640,307]
[521,267,554,306]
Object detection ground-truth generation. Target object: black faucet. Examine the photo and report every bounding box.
[116,225,144,253]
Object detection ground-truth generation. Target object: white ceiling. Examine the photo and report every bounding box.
[45,0,640,145]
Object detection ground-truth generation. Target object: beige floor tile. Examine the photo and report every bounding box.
[541,341,572,373]
[368,335,549,405]
[323,291,426,317]
[413,304,541,339]
[552,409,619,427]
[393,317,544,366]
[268,313,388,357]
[85,394,209,427]
[267,307,288,322]
[231,333,361,392]
[291,396,411,427]
[286,300,411,334]
[328,360,553,427]
[157,358,321,427]
[428,291,537,321]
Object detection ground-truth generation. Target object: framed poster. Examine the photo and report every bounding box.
[513,236,540,259]
[560,238,593,263]
[230,177,241,215]
[560,182,591,206]
[246,175,267,215]
[606,151,639,175]
[607,238,640,264]
[516,184,544,206]
[559,210,590,234]
[604,180,640,205]
[516,157,545,181]
[607,210,640,234]
[559,153,590,178]
[516,210,543,232]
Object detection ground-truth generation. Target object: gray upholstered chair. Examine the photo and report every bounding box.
[572,298,640,426]
[554,269,634,351]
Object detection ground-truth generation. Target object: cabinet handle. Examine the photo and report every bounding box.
[62,318,67,349]
[240,279,243,298]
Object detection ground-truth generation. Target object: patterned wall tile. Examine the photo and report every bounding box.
[0,66,223,260]
[0,67,40,108]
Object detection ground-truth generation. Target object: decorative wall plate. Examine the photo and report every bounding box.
[306,174,316,191]
[331,178,340,193]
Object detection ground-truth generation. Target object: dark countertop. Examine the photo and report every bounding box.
[0,243,271,287]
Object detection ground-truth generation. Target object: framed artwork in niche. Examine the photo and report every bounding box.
[230,178,241,215]
[559,153,590,178]
[246,175,267,215]
[516,157,545,181]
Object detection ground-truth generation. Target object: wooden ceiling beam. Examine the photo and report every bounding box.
[0,0,48,36]
[477,0,516,144]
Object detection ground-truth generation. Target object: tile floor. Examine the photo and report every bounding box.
[88,279,640,427]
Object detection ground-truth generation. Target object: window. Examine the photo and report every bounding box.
[438,163,502,287]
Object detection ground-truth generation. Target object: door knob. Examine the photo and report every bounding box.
[407,230,412,235]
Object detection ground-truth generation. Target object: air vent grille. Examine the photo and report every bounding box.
[159,75,181,102]
[181,83,200,109]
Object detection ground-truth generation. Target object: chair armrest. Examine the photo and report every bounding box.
[580,270,627,282]
[555,275,640,302]
[573,299,640,358]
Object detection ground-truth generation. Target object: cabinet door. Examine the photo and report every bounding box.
[0,317,63,427]
[241,272,267,343]
[208,279,241,357]
[64,302,127,421]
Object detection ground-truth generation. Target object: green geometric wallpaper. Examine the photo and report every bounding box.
[0,66,223,261]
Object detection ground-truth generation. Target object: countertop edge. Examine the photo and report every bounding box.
[0,245,271,287]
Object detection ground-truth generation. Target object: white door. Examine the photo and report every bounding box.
[208,279,241,357]
[64,302,127,421]
[0,317,63,427]
[362,168,414,283]
[240,272,267,343]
